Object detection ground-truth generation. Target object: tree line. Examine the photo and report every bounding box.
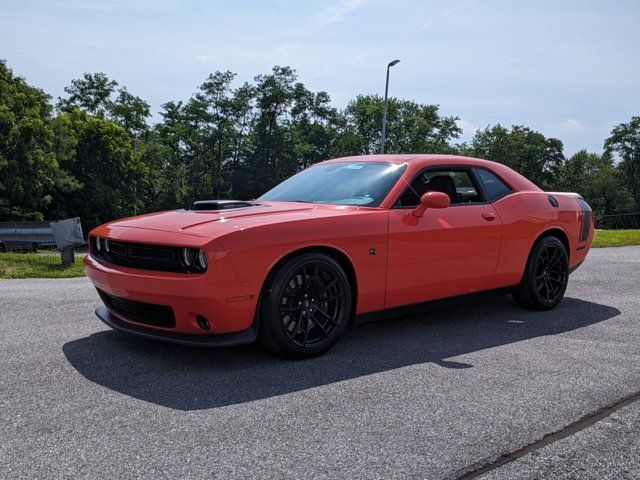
[1,58,639,230]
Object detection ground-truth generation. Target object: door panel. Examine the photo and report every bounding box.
[386,205,502,308]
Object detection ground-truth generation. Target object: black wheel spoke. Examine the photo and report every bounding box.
[288,312,302,336]
[317,277,338,296]
[312,317,331,338]
[320,293,344,303]
[281,306,300,313]
[312,307,338,325]
[301,315,311,346]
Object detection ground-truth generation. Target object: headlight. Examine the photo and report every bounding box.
[197,249,207,270]
[181,247,207,272]
[181,247,194,266]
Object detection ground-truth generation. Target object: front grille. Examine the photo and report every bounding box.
[90,237,188,273]
[98,289,176,328]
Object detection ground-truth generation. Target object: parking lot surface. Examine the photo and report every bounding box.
[1,246,639,479]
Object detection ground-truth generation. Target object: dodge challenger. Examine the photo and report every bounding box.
[85,155,594,358]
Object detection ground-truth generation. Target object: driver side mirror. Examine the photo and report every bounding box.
[412,191,450,218]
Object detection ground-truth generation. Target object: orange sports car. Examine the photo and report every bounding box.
[85,155,594,358]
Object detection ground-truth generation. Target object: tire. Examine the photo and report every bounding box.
[513,236,569,310]
[258,252,352,359]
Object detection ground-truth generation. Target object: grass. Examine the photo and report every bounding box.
[592,229,640,248]
[0,251,86,279]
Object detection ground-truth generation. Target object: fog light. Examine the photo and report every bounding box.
[196,315,210,331]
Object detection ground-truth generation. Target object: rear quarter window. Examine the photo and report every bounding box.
[474,168,512,202]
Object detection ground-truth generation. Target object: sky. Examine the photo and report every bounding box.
[1,0,639,156]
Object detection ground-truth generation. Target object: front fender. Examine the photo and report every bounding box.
[216,211,389,314]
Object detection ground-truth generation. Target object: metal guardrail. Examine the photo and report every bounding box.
[0,219,85,267]
[0,221,58,252]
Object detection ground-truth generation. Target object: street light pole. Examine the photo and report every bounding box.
[380,59,400,154]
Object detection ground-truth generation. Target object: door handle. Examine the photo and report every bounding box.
[482,212,496,221]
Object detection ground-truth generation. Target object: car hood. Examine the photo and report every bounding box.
[102,201,360,238]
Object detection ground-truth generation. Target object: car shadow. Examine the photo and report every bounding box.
[63,296,620,411]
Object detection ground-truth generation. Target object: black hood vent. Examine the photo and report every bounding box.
[191,200,255,211]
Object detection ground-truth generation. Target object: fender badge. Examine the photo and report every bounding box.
[369,247,377,255]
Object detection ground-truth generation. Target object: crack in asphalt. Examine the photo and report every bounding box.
[452,391,640,480]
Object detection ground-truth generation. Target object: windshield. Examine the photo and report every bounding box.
[259,162,407,207]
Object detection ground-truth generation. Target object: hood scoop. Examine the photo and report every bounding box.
[191,200,256,211]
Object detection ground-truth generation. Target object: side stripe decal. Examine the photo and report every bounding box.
[576,198,592,242]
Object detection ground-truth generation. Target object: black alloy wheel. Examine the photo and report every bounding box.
[514,236,569,310]
[534,242,568,304]
[259,252,352,358]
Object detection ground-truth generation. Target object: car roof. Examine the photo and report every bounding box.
[320,154,542,194]
[321,154,492,165]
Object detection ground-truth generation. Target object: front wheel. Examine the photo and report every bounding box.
[513,236,569,310]
[258,253,352,359]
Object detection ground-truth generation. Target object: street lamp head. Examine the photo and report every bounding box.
[388,59,401,68]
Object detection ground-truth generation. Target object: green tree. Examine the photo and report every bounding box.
[109,87,151,139]
[195,71,239,198]
[605,116,640,207]
[0,59,78,221]
[134,132,173,212]
[556,150,633,215]
[57,72,118,115]
[58,72,151,142]
[156,100,190,206]
[244,66,298,196]
[53,109,143,228]
[464,124,564,188]
[331,95,461,157]
[56,71,155,223]
[286,86,336,171]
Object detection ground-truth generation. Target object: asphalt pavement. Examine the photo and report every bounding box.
[1,246,639,479]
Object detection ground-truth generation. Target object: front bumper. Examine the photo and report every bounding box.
[95,306,257,347]
[84,253,259,336]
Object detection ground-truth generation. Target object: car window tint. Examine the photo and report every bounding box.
[474,168,512,202]
[399,169,483,206]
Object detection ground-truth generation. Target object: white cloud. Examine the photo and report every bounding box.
[194,53,208,61]
[562,119,583,130]
[312,0,367,28]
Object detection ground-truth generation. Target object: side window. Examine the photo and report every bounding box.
[398,168,484,206]
[473,168,512,202]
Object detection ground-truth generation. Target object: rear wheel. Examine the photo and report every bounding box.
[513,236,568,310]
[259,253,352,358]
